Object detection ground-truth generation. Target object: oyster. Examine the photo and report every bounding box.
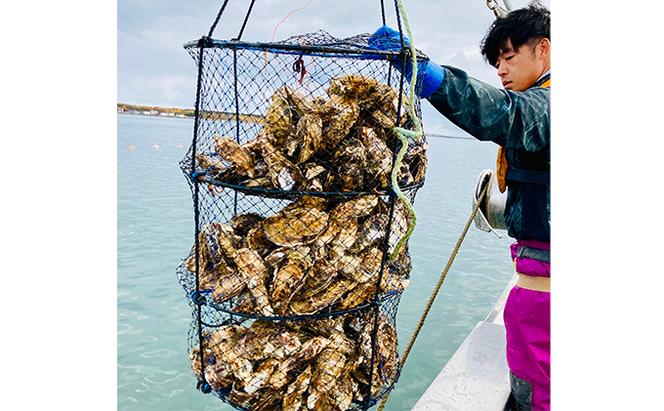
[294,259,339,300]
[388,199,411,255]
[361,127,393,190]
[295,113,323,164]
[289,278,356,315]
[320,94,360,150]
[268,336,331,389]
[196,153,230,178]
[231,290,255,313]
[252,388,283,411]
[330,196,378,221]
[261,139,304,190]
[330,137,367,191]
[263,87,296,148]
[302,163,328,191]
[230,213,265,237]
[307,348,347,409]
[263,207,329,247]
[214,136,255,178]
[336,280,376,310]
[282,365,312,411]
[208,222,242,262]
[204,364,233,392]
[331,218,359,250]
[189,346,214,380]
[327,74,384,106]
[351,214,388,253]
[244,358,280,394]
[404,142,429,183]
[342,247,383,284]
[210,270,246,303]
[270,246,314,310]
[208,325,255,384]
[233,248,274,316]
[243,223,273,257]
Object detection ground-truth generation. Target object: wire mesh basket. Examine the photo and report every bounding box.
[178,25,429,411]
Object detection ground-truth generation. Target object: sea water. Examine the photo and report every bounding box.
[117,113,514,410]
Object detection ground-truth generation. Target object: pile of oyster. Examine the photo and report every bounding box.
[196,75,427,193]
[184,195,412,317]
[190,312,398,411]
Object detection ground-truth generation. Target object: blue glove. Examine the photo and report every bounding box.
[368,25,445,99]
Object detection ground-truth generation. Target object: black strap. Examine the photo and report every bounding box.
[506,168,550,185]
[516,246,550,262]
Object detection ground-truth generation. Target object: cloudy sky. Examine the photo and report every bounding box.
[118,0,549,134]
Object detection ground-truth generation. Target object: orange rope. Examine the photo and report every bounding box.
[263,0,317,66]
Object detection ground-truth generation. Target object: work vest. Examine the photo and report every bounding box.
[496,76,551,193]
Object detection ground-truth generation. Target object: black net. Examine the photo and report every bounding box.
[178,30,428,410]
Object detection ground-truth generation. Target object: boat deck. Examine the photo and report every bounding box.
[411,275,517,410]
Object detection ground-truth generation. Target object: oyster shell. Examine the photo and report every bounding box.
[230,213,265,237]
[214,136,255,178]
[233,248,274,316]
[327,74,384,106]
[263,207,329,247]
[244,358,280,394]
[270,246,314,314]
[330,137,367,192]
[361,126,393,190]
[307,348,347,409]
[348,247,383,284]
[289,278,356,315]
[264,87,296,148]
[351,214,388,253]
[320,94,360,150]
[243,223,273,257]
[210,270,246,303]
[268,336,331,389]
[282,365,312,411]
[295,113,323,164]
[388,199,411,255]
[196,154,230,178]
[294,259,339,300]
[330,196,378,221]
[259,138,304,190]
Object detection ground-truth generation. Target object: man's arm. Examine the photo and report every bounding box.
[427,65,550,151]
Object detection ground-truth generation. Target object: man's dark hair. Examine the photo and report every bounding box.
[480,2,550,67]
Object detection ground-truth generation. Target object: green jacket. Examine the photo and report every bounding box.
[427,66,550,241]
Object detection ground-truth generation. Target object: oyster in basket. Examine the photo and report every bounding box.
[259,138,304,190]
[233,248,274,316]
[263,87,296,148]
[319,94,360,150]
[361,126,393,190]
[262,207,329,247]
[282,365,312,411]
[213,136,255,178]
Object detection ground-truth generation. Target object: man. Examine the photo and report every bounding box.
[371,3,550,410]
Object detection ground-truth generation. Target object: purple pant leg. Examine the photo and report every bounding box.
[504,286,551,411]
[504,241,551,411]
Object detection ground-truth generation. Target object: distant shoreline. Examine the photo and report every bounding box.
[117,103,262,123]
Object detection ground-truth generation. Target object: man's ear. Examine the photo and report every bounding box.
[537,38,551,59]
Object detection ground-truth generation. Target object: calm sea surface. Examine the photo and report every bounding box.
[117,113,514,410]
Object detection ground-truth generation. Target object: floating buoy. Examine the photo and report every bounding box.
[152,144,160,150]
[128,144,136,152]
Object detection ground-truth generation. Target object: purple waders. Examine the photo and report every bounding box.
[504,240,550,411]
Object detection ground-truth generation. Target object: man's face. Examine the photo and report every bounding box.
[495,38,550,91]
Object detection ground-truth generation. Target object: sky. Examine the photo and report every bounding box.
[118,0,550,135]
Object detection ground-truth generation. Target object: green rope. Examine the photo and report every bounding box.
[388,0,423,262]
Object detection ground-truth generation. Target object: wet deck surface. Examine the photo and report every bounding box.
[411,320,511,410]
